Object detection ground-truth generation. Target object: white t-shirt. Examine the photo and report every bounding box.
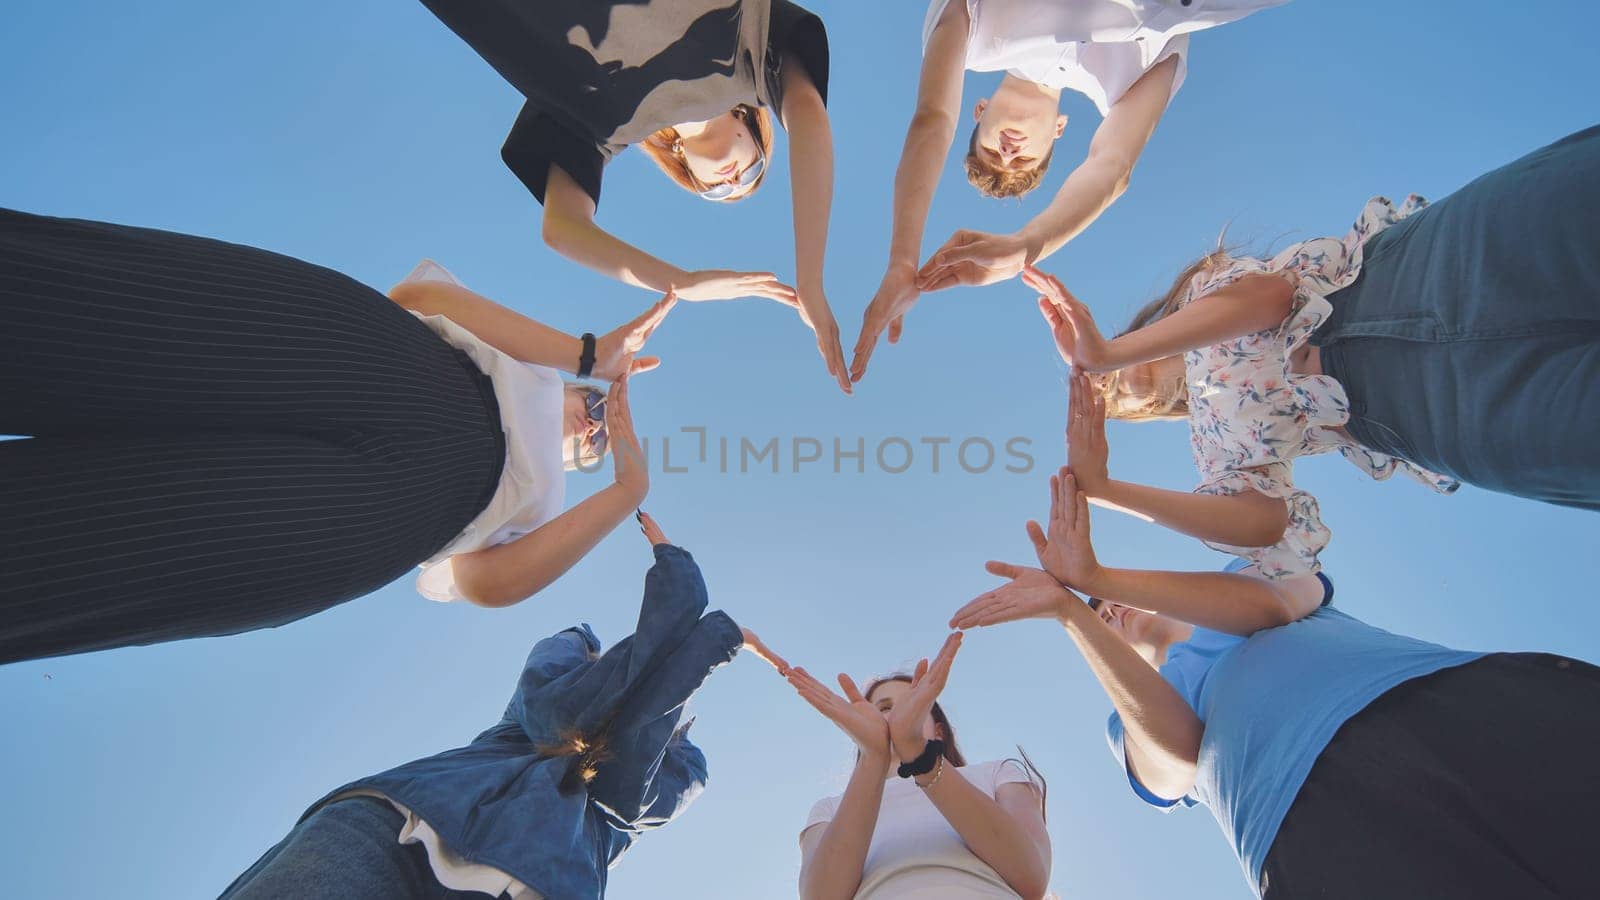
[924,0,1287,115]
[401,259,568,602]
[801,759,1042,899]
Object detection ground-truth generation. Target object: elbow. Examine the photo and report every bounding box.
[385,280,429,312]
[1236,497,1290,548]
[1086,150,1135,201]
[540,209,579,255]
[1009,872,1052,900]
[908,107,958,144]
[454,564,540,609]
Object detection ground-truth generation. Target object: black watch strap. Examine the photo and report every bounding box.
[577,332,597,378]
[896,739,946,778]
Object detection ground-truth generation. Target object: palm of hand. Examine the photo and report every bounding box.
[844,700,891,755]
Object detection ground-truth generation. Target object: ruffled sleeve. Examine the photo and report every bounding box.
[1194,461,1329,579]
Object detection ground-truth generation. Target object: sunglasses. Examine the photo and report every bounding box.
[697,153,765,201]
[582,389,608,457]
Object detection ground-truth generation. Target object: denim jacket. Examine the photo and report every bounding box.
[304,544,742,900]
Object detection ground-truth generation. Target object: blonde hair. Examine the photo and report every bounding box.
[538,729,614,792]
[1097,241,1237,421]
[963,125,1052,199]
[639,105,774,202]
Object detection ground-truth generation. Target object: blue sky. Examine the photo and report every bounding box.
[2,1,1597,897]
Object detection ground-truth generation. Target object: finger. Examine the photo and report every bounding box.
[911,657,930,687]
[985,559,1022,580]
[967,601,1022,628]
[1061,471,1078,530]
[918,270,963,293]
[1025,520,1047,558]
[629,355,661,374]
[838,673,866,704]
[887,314,903,345]
[949,590,1001,627]
[1077,487,1092,537]
[1038,297,1065,330]
[849,322,884,383]
[824,338,852,395]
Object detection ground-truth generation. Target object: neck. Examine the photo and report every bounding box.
[1140,622,1193,668]
[997,72,1062,103]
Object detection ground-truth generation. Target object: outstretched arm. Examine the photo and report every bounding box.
[1016,55,1179,263]
[452,377,647,607]
[848,0,970,381]
[780,62,850,393]
[914,55,1180,292]
[1033,468,1325,635]
[542,164,800,305]
[949,563,1200,802]
[1067,372,1290,548]
[1027,267,1294,373]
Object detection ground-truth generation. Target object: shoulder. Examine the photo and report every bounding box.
[768,0,831,107]
[502,102,607,207]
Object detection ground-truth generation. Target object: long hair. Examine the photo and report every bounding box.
[963,124,1052,199]
[537,729,615,793]
[1096,238,1238,421]
[639,104,774,202]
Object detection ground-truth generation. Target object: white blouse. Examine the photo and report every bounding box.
[924,0,1285,115]
[802,759,1042,899]
[401,260,568,602]
[1181,196,1460,579]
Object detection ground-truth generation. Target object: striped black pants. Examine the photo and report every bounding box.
[0,209,505,664]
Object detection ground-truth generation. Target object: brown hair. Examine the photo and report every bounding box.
[963,125,1052,199]
[639,104,774,202]
[1096,240,1237,421]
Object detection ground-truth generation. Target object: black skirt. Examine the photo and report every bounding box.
[1261,652,1600,899]
[0,209,506,664]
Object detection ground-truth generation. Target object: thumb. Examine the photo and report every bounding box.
[985,560,1022,579]
[629,356,661,374]
[887,314,904,344]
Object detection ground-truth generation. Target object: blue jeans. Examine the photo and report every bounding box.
[1314,125,1600,511]
[220,797,473,900]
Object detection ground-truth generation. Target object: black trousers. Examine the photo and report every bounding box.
[0,210,505,664]
[1261,653,1600,899]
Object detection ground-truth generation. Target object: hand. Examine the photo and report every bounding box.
[677,269,801,306]
[1028,468,1105,592]
[636,508,669,546]
[887,632,963,764]
[797,293,852,395]
[1022,266,1114,371]
[739,626,790,675]
[786,668,891,762]
[849,261,921,384]
[949,562,1081,630]
[592,290,677,381]
[1067,371,1110,495]
[916,230,1029,292]
[606,375,648,502]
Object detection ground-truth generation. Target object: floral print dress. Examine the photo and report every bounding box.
[1182,195,1459,579]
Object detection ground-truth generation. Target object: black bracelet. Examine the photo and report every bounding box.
[896,739,946,778]
[577,332,597,378]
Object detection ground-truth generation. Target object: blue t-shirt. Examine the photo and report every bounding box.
[1105,573,1484,892]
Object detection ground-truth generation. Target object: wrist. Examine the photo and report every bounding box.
[857,746,891,770]
[1013,226,1045,264]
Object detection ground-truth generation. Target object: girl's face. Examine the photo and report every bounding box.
[1101,356,1187,418]
[866,680,938,742]
[674,110,762,198]
[562,389,605,465]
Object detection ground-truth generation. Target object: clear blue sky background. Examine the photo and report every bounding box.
[2,2,1597,897]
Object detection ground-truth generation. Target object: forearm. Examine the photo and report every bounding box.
[1057,601,1200,796]
[888,112,957,264]
[800,754,887,900]
[1081,567,1303,635]
[1015,155,1129,265]
[787,95,834,308]
[454,483,641,607]
[920,771,1050,897]
[388,280,583,372]
[1098,275,1295,369]
[1096,479,1288,548]
[543,207,689,293]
